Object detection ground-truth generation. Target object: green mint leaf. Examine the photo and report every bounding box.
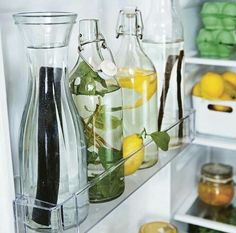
[94,74,107,88]
[78,76,96,95]
[78,61,93,77]
[95,110,122,130]
[87,150,99,164]
[98,147,121,169]
[150,131,170,151]
[78,61,108,93]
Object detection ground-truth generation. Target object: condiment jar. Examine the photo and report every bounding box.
[139,221,178,233]
[198,163,234,206]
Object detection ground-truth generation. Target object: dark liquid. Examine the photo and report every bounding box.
[32,66,62,226]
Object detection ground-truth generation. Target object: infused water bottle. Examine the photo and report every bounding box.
[116,7,158,169]
[69,19,124,203]
[143,0,185,147]
[14,12,89,230]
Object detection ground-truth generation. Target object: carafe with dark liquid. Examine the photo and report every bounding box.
[14,12,89,231]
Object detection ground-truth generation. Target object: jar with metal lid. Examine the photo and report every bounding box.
[198,163,234,206]
[139,221,178,233]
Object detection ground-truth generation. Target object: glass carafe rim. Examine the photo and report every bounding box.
[13,11,77,25]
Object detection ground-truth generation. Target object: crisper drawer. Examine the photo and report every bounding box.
[173,145,236,233]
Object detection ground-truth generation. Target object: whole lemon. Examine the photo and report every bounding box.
[123,134,144,176]
[192,82,201,97]
[200,72,224,99]
[222,71,236,87]
[220,92,232,100]
[223,80,236,98]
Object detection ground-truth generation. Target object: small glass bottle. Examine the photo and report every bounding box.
[69,19,124,203]
[116,7,158,169]
[13,12,89,230]
[143,0,185,148]
[198,163,234,206]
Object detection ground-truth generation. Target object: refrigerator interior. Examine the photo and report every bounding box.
[0,0,236,233]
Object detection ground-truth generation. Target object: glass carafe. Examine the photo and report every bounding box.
[13,12,89,230]
[69,19,124,203]
[116,8,158,169]
[143,0,185,148]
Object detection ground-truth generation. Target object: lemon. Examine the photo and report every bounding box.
[200,72,224,99]
[220,92,232,100]
[192,82,201,97]
[223,80,236,98]
[212,92,232,112]
[118,68,157,108]
[123,134,144,176]
[222,71,236,87]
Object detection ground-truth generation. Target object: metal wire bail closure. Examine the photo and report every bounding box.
[78,32,116,75]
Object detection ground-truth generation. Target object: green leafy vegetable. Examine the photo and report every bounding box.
[88,166,124,201]
[98,147,121,170]
[87,151,99,164]
[188,224,223,233]
[88,146,124,201]
[150,131,170,151]
[94,105,122,130]
[70,61,111,96]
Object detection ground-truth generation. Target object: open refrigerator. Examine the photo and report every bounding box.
[1,0,236,233]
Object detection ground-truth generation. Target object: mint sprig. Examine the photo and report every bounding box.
[140,128,170,151]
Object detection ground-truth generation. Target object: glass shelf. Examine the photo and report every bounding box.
[14,110,195,233]
[185,52,236,68]
[175,190,236,233]
[193,132,236,151]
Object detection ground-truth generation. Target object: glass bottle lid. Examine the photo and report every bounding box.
[201,163,233,180]
[139,222,178,233]
[116,6,143,39]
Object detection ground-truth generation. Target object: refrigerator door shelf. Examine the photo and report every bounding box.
[14,110,195,233]
[14,194,79,233]
[80,110,195,233]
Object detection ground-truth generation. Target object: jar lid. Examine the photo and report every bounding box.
[201,163,233,180]
[139,222,178,233]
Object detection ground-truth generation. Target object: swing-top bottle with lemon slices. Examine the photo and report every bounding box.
[116,7,158,169]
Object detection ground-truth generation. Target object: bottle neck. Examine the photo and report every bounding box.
[79,41,104,70]
[119,34,142,54]
[155,0,175,11]
[144,0,183,43]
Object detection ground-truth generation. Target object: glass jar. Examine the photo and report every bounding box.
[143,0,185,148]
[116,7,158,169]
[69,19,124,203]
[13,12,89,230]
[198,163,234,206]
[139,221,178,233]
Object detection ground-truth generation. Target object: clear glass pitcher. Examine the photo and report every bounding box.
[69,19,124,203]
[116,7,158,169]
[143,0,185,148]
[13,12,89,230]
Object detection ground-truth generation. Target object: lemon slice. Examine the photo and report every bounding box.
[118,68,157,108]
